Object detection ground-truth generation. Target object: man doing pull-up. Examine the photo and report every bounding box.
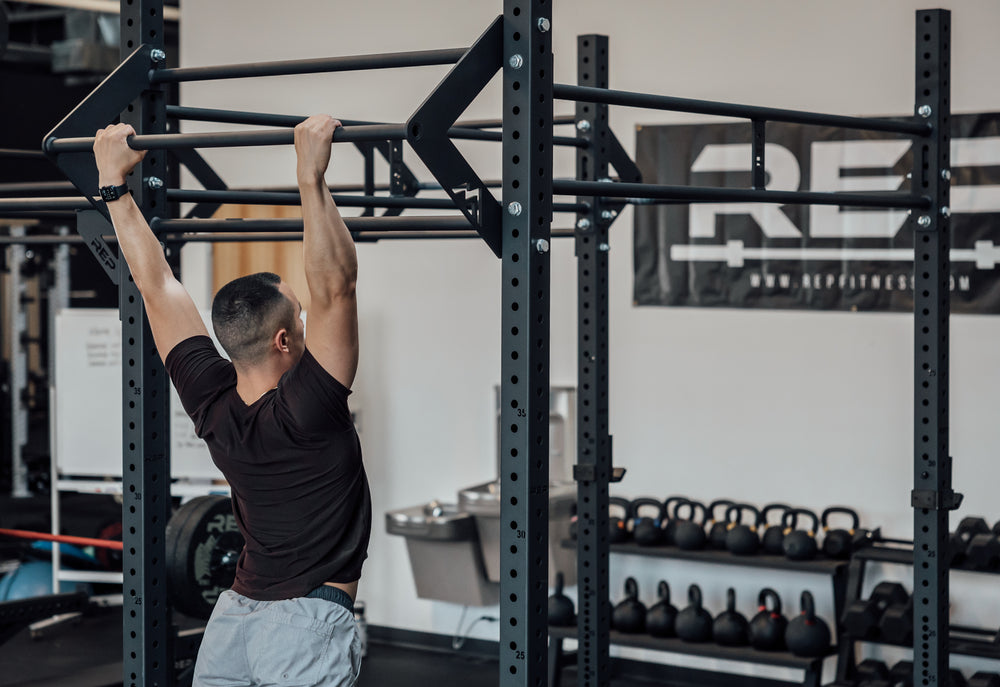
[94,114,370,687]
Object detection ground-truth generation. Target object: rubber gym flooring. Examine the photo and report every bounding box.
[0,602,687,687]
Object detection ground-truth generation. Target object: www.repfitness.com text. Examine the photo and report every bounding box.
[747,272,972,292]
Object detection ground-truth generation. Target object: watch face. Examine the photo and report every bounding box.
[100,186,118,202]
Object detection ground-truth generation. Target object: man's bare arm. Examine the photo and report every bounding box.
[296,115,359,389]
[94,124,209,362]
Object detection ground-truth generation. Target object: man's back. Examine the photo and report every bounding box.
[166,335,371,601]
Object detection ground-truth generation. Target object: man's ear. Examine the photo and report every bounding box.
[273,328,290,353]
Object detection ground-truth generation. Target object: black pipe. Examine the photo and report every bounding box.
[553,84,932,136]
[150,215,473,233]
[0,229,578,246]
[151,47,470,84]
[45,124,407,154]
[0,197,92,211]
[553,180,931,210]
[452,114,577,129]
[164,107,586,148]
[167,189,589,213]
[0,148,46,159]
[0,181,78,196]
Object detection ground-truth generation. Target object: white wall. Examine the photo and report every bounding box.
[180,0,1000,677]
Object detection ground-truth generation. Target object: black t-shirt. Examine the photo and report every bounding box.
[165,335,371,601]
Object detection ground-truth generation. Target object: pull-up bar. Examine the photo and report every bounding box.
[553,83,932,136]
[44,124,408,154]
[149,215,474,233]
[553,180,932,210]
[150,47,471,84]
[163,106,587,148]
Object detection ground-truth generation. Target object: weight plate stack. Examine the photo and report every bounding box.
[166,495,244,620]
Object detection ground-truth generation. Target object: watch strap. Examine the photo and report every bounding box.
[99,182,130,202]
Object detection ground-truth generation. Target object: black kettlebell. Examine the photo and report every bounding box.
[631,497,666,547]
[645,580,678,638]
[548,571,575,626]
[782,508,820,561]
[749,588,788,651]
[676,584,713,642]
[612,577,646,634]
[712,588,750,646]
[660,495,688,546]
[785,590,831,657]
[726,503,761,556]
[706,499,736,550]
[820,506,863,559]
[673,500,708,551]
[760,503,794,555]
[609,497,631,544]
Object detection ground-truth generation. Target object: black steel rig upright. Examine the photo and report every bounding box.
[572,34,612,687]
[119,2,172,687]
[911,10,955,687]
[500,1,553,686]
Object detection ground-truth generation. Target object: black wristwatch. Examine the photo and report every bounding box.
[98,182,130,202]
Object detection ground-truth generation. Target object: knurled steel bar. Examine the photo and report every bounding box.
[149,215,473,232]
[574,34,612,687]
[0,229,578,245]
[553,180,930,210]
[45,124,407,154]
[0,181,78,195]
[553,84,932,136]
[0,197,92,211]
[150,47,470,84]
[164,189,588,213]
[119,3,171,687]
[500,2,552,686]
[912,10,953,687]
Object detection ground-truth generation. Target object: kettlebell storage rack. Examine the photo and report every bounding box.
[549,544,849,687]
[832,543,1000,685]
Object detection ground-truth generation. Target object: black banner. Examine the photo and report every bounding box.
[633,113,1000,312]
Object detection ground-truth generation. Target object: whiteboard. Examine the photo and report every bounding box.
[54,308,225,481]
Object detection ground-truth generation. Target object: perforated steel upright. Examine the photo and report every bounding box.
[911,10,953,687]
[119,1,173,686]
[500,2,553,686]
[573,34,612,687]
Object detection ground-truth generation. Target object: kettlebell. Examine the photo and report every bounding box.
[612,577,646,634]
[631,497,666,547]
[548,571,575,626]
[706,499,737,550]
[673,500,708,551]
[725,503,761,556]
[749,588,788,651]
[760,503,794,555]
[609,497,632,544]
[782,508,820,561]
[675,584,713,643]
[645,580,678,638]
[820,506,862,559]
[660,495,688,546]
[712,588,750,646]
[785,590,831,657]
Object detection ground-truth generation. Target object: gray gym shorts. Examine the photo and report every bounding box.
[192,588,362,687]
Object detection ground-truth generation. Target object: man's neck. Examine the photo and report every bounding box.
[234,362,284,406]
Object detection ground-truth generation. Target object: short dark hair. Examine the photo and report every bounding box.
[211,272,295,365]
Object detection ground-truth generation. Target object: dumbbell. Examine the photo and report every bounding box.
[841,581,908,640]
[890,660,913,687]
[969,672,1000,687]
[856,658,890,687]
[966,528,1000,571]
[878,592,913,645]
[949,517,990,567]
